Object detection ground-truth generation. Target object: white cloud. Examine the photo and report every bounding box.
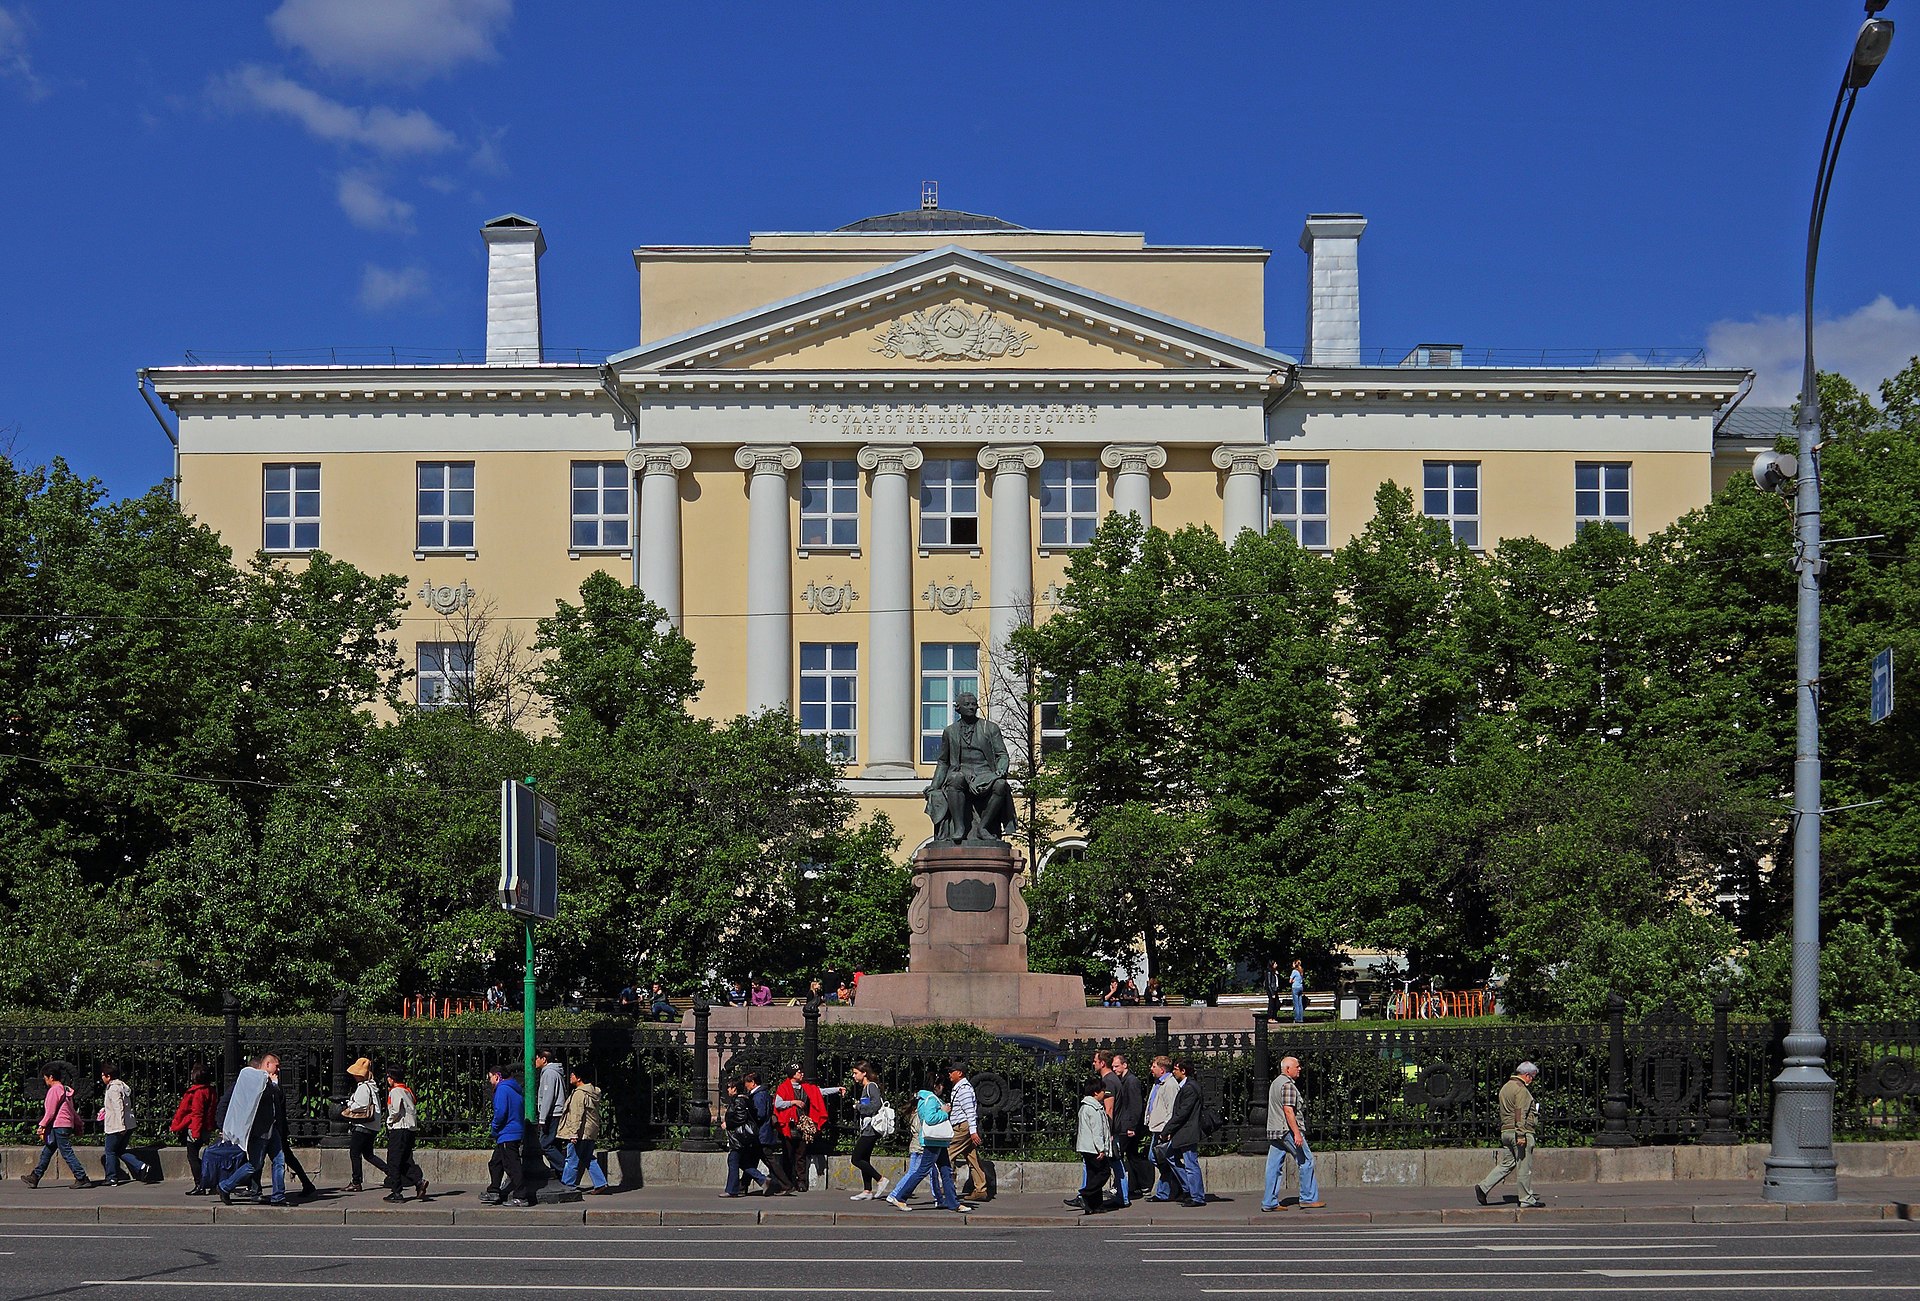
[358,263,430,311]
[0,5,49,100]
[217,64,457,156]
[1707,296,1920,405]
[268,0,512,83]
[336,170,415,232]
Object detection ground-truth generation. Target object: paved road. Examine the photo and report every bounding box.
[3,1220,1918,1299]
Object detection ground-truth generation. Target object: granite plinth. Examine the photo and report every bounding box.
[905,843,1030,973]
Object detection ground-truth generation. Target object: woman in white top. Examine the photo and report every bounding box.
[342,1057,389,1192]
[99,1063,155,1186]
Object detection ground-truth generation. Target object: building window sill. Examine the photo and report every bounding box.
[798,547,862,560]
[569,549,633,561]
[415,550,479,561]
[919,547,983,558]
[262,548,317,557]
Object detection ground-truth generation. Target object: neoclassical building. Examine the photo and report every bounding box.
[149,200,1750,847]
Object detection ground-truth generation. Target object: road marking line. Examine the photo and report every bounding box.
[350,1236,1008,1245]
[0,1233,152,1240]
[255,1254,1022,1265]
[1196,1287,1920,1296]
[1160,1255,1920,1268]
[82,1285,1051,1295]
[1184,1270,1869,1279]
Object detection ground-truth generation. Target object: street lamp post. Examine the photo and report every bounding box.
[1760,4,1895,1205]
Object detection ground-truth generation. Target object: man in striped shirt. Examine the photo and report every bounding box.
[946,1062,989,1202]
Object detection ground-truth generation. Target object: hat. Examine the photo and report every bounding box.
[1516,1060,1540,1076]
[347,1057,373,1079]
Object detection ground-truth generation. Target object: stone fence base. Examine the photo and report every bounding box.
[7,1141,1917,1195]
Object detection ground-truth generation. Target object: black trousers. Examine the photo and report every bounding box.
[348,1130,390,1185]
[1080,1153,1110,1203]
[851,1132,881,1189]
[383,1130,421,1192]
[489,1141,524,1198]
[183,1136,207,1190]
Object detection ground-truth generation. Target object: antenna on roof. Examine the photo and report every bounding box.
[921,180,939,210]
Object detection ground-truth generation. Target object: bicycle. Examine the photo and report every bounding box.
[1386,975,1418,1020]
[1416,976,1448,1020]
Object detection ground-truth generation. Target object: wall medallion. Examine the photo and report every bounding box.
[801,579,859,615]
[417,580,476,614]
[871,303,1034,362]
[921,579,980,615]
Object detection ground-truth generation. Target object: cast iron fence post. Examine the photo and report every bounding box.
[1702,992,1737,1145]
[1153,1015,1170,1062]
[680,998,723,1152]
[321,991,351,1147]
[222,990,242,1096]
[1240,1012,1270,1155]
[1596,991,1637,1147]
[802,1000,820,1079]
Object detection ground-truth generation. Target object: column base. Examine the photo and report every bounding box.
[858,761,920,781]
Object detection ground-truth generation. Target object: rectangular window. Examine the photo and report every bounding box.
[263,463,320,552]
[799,642,858,763]
[1039,680,1070,759]
[800,459,860,549]
[417,462,475,551]
[1422,461,1481,548]
[1039,458,1099,547]
[570,461,630,550]
[1267,461,1330,549]
[919,642,980,764]
[919,459,980,548]
[416,641,472,709]
[1575,462,1631,533]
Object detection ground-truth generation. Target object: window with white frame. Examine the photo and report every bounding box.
[800,459,859,548]
[416,642,472,708]
[263,463,320,552]
[417,462,475,551]
[1575,462,1631,533]
[570,461,630,549]
[1267,461,1330,549]
[1039,679,1070,759]
[919,642,980,763]
[919,459,980,547]
[1422,461,1481,548]
[799,642,858,762]
[1039,458,1099,547]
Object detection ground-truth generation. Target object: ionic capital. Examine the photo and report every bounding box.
[626,444,692,475]
[1211,443,1279,474]
[1100,443,1168,474]
[857,444,926,476]
[977,444,1045,473]
[733,444,803,475]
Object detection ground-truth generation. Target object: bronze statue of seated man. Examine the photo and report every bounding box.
[924,691,1014,846]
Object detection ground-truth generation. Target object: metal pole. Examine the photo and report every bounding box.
[322,992,351,1148]
[1703,993,1737,1145]
[1596,992,1636,1147]
[523,920,537,1126]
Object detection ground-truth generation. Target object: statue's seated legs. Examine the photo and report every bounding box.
[939,772,1014,842]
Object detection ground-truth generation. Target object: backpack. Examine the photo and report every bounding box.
[871,1102,897,1136]
[1200,1103,1225,1138]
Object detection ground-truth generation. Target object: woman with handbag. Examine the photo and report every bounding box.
[846,1060,889,1202]
[884,1071,965,1212]
[773,1064,828,1192]
[341,1058,388,1192]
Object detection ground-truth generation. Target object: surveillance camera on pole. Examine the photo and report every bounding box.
[1752,450,1800,495]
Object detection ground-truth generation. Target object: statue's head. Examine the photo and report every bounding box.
[955,691,979,718]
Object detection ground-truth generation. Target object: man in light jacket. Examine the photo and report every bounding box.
[534,1047,568,1178]
[1143,1055,1181,1201]
[1476,1061,1545,1209]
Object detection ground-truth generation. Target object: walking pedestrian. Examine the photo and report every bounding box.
[1475,1060,1545,1209]
[213,1058,268,1204]
[1106,1052,1144,1209]
[169,1065,217,1195]
[380,1065,428,1202]
[21,1065,93,1189]
[882,1085,930,1211]
[846,1060,890,1202]
[1165,1058,1207,1207]
[749,1070,795,1194]
[1261,1055,1323,1211]
[773,1064,827,1192]
[259,1054,319,1202]
[1065,1077,1113,1212]
[1291,959,1307,1025]
[557,1062,609,1194]
[480,1064,530,1207]
[1264,959,1283,1022]
[98,1063,156,1185]
[887,1071,965,1212]
[1075,1050,1112,1204]
[341,1058,388,1193]
[1143,1055,1179,1202]
[534,1046,569,1179]
[721,1075,768,1197]
[946,1061,989,1202]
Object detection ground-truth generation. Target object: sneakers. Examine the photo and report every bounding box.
[504,1197,532,1208]
[1518,1197,1547,1209]
[885,1197,911,1211]
[874,1176,889,1199]
[1474,1185,1489,1206]
[953,1202,975,1213]
[849,1190,872,1201]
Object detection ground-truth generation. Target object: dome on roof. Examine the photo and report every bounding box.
[837,208,1026,233]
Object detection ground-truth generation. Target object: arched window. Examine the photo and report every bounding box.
[1036,838,1087,877]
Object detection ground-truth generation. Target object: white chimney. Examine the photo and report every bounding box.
[1299,213,1367,366]
[482,214,545,364]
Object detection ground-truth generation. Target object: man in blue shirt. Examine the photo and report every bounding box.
[480,1065,529,1207]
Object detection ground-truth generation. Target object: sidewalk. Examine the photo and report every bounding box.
[2,1172,1915,1228]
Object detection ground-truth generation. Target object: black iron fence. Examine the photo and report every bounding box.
[6,995,1919,1157]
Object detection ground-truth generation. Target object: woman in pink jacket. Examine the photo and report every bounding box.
[22,1065,93,1188]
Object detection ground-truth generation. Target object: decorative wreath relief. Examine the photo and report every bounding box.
[801,579,859,615]
[417,580,476,614]
[871,303,1034,362]
[921,579,980,615]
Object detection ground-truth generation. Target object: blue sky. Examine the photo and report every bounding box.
[3,1,1916,500]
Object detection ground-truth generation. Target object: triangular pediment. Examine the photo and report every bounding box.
[610,246,1293,377]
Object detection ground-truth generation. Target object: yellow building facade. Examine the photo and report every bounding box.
[152,204,1750,851]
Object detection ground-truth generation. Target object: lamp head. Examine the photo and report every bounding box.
[1752,449,1800,495]
[1847,17,1895,88]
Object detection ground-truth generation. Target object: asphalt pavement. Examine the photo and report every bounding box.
[4,1220,1920,1300]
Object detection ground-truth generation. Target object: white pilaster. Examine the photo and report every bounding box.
[1100,443,1167,528]
[857,444,925,779]
[978,444,1044,742]
[735,444,803,714]
[1212,444,1279,539]
[626,444,691,625]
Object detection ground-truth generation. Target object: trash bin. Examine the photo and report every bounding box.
[1338,996,1359,1021]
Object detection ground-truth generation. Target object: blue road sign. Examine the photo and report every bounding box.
[1871,648,1893,725]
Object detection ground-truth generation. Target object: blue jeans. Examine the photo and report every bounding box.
[725,1145,766,1195]
[889,1149,931,1201]
[1112,1133,1138,1205]
[1292,990,1305,1023]
[1262,1134,1319,1208]
[1149,1137,1179,1199]
[102,1131,148,1182]
[1175,1145,1205,1201]
[893,1148,957,1207]
[247,1137,287,1201]
[32,1127,89,1181]
[563,1139,607,1189]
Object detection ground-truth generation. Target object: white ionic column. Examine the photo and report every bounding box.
[1101,443,1167,528]
[735,444,803,714]
[625,444,692,625]
[978,444,1044,741]
[857,444,924,780]
[1213,444,1279,539]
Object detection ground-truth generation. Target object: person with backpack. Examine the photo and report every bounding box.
[846,1060,890,1202]
[169,1065,218,1195]
[557,1062,609,1194]
[22,1065,93,1189]
[341,1058,388,1193]
[99,1062,157,1186]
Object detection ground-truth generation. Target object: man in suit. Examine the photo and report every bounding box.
[1164,1058,1207,1208]
[1106,1053,1145,1208]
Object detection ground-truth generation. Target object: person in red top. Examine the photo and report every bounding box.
[23,1065,92,1189]
[169,1066,218,1196]
[772,1064,834,1192]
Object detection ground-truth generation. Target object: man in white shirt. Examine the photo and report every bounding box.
[946,1062,989,1202]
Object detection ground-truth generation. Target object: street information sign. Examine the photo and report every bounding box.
[499,779,559,920]
[1871,648,1894,724]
